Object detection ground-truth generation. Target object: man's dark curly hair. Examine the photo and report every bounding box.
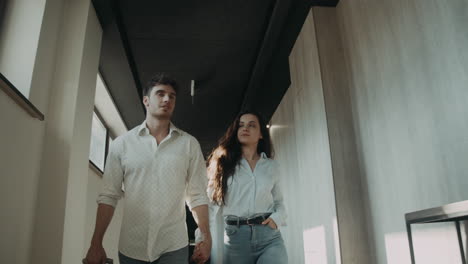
[143,73,179,97]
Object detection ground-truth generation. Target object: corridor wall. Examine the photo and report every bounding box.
[270,10,340,264]
[271,1,468,263]
[0,0,105,263]
[333,0,468,262]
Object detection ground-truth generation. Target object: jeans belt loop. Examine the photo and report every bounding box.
[237,218,239,227]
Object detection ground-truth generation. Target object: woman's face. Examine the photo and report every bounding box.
[237,114,263,146]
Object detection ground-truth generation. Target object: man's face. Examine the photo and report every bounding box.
[143,84,176,120]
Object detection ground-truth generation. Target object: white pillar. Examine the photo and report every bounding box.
[30,0,102,263]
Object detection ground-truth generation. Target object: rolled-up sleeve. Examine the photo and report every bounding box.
[97,141,124,207]
[185,138,209,210]
[269,161,287,226]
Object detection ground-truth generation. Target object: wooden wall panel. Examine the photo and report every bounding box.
[334,0,468,263]
[271,10,340,264]
[313,6,373,264]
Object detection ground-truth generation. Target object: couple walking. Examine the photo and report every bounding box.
[84,74,288,264]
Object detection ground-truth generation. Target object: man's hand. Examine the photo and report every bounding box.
[84,204,115,263]
[191,205,211,263]
[84,243,107,264]
[191,237,212,264]
[262,217,278,230]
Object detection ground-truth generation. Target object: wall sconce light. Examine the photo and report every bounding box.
[191,80,195,105]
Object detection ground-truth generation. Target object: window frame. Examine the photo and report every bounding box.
[89,107,113,176]
[0,72,44,120]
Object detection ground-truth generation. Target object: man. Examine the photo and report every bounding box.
[85,74,211,264]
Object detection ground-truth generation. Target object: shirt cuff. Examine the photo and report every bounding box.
[187,197,209,211]
[96,195,118,208]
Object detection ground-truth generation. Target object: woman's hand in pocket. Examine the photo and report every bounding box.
[261,217,277,230]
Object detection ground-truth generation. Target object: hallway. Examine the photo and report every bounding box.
[1,0,468,263]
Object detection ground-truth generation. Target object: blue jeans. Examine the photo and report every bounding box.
[118,246,188,264]
[224,224,288,264]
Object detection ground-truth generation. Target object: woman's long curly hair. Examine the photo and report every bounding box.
[207,110,274,205]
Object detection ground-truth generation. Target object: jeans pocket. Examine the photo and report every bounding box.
[225,225,238,236]
[264,224,280,234]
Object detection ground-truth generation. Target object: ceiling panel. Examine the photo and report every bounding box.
[92,0,340,154]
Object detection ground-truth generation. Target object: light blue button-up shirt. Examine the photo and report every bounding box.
[204,152,287,263]
[208,152,286,226]
[222,152,287,226]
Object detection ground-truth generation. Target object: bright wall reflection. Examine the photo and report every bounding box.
[303,225,328,264]
[333,218,341,264]
[384,224,464,264]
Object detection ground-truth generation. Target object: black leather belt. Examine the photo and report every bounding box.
[225,213,271,226]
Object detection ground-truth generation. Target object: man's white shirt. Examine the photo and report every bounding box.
[97,121,208,261]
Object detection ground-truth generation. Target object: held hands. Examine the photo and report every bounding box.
[262,217,278,230]
[191,218,276,263]
[191,235,212,264]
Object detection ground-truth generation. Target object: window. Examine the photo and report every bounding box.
[89,73,128,174]
[89,111,109,172]
[0,1,47,98]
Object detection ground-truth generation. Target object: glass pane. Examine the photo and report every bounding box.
[105,135,113,166]
[89,112,106,170]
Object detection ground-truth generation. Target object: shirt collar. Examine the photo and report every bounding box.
[137,120,181,136]
[241,152,268,161]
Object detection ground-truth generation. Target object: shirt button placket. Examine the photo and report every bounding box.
[251,166,256,218]
[148,135,158,261]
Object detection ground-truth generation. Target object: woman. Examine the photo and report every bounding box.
[196,110,287,264]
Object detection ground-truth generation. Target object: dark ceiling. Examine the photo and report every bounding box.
[92,0,338,155]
